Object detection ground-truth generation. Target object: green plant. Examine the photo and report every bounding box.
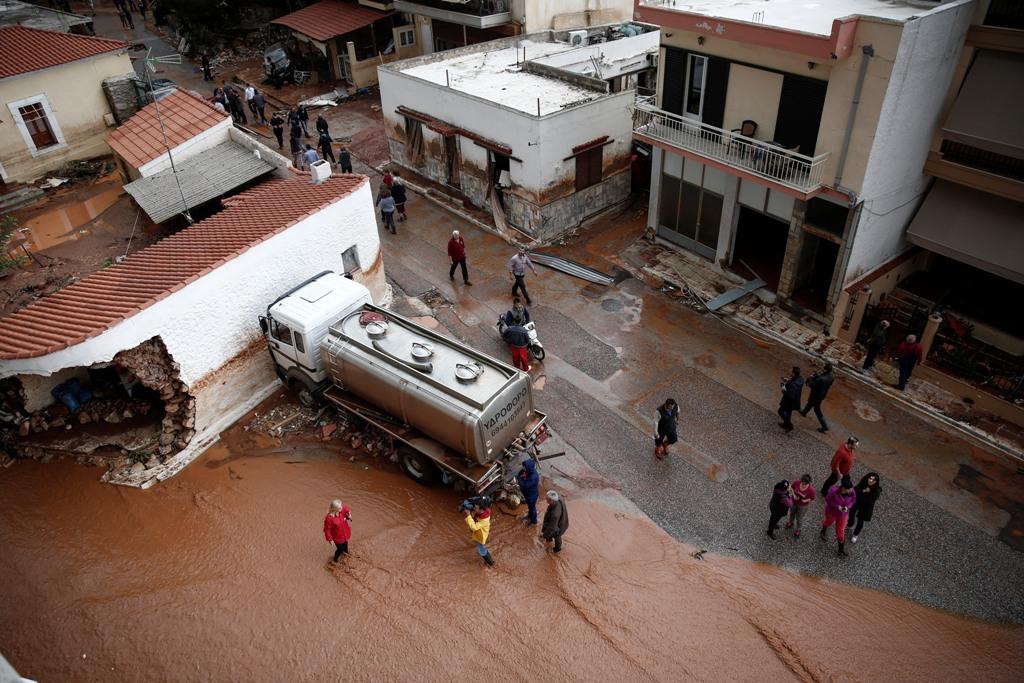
[101,257,115,269]
[0,215,27,276]
[126,450,152,464]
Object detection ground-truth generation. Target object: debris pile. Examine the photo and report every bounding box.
[18,397,154,436]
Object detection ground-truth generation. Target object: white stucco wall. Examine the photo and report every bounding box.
[522,0,635,30]
[137,116,233,177]
[843,0,974,283]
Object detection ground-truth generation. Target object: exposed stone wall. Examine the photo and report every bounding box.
[508,169,631,240]
[113,337,195,457]
[102,74,143,125]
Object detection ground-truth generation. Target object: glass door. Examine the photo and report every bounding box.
[684,54,707,122]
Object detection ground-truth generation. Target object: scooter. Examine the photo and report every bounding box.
[497,316,545,362]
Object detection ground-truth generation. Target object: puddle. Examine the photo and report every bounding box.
[12,185,123,253]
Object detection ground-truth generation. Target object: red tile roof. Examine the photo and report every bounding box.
[0,175,369,360]
[271,0,392,42]
[107,89,230,169]
[0,25,128,80]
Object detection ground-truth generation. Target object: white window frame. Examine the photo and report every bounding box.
[341,245,360,275]
[399,28,415,48]
[7,93,67,157]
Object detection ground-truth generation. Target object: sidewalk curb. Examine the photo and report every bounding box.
[721,314,1024,466]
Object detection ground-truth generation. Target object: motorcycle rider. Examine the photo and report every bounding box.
[503,297,531,327]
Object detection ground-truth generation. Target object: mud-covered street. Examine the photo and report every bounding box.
[1,402,1022,682]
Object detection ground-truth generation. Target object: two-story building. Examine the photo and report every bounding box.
[632,0,976,326]
[395,0,637,53]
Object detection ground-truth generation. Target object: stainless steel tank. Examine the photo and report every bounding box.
[321,306,535,465]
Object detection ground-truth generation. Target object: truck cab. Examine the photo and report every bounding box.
[259,271,370,406]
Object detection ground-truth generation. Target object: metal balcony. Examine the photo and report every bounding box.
[394,0,512,28]
[632,95,830,195]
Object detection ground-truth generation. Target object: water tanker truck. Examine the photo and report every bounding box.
[259,271,548,493]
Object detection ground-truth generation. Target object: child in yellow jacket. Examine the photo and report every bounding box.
[464,502,495,567]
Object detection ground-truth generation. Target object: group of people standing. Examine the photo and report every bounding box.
[211,85,265,127]
[113,0,145,29]
[375,169,407,234]
[767,436,882,557]
[862,318,925,391]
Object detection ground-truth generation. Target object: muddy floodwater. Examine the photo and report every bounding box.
[1,429,1022,681]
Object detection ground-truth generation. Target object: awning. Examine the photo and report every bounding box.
[943,50,1024,160]
[124,141,275,223]
[906,180,1024,285]
[270,0,392,42]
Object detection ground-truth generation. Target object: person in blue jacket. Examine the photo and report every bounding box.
[517,458,541,526]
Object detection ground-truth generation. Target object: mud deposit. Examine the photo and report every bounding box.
[1,432,1021,681]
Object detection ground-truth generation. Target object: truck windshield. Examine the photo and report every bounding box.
[271,321,293,346]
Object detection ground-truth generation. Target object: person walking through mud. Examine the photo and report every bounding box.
[800,362,834,433]
[654,398,679,459]
[785,474,816,538]
[767,480,793,539]
[447,230,471,285]
[508,248,537,306]
[518,459,541,526]
[463,499,495,567]
[846,472,882,544]
[821,476,856,557]
[391,171,408,222]
[821,436,858,497]
[542,490,569,553]
[777,366,804,432]
[377,188,396,235]
[323,499,352,562]
[318,130,336,165]
[270,111,285,150]
[862,319,890,371]
[895,334,924,391]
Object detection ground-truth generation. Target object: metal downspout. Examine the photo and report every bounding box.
[828,45,874,313]
[833,44,874,196]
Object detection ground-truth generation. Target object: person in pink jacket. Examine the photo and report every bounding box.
[323,499,352,562]
[785,473,816,538]
[820,476,856,557]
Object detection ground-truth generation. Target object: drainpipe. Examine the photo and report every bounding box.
[833,44,874,203]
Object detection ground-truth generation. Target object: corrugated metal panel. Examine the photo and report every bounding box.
[124,141,275,223]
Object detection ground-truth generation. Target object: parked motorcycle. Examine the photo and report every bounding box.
[497,317,545,362]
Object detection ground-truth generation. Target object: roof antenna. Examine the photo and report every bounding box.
[144,48,193,224]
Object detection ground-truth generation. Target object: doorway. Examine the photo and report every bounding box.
[683,54,707,121]
[790,234,839,313]
[488,150,510,209]
[730,206,790,290]
[443,135,461,187]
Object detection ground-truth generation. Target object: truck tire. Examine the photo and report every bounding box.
[289,378,321,409]
[397,445,441,485]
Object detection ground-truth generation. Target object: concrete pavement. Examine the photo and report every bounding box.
[375,179,1024,623]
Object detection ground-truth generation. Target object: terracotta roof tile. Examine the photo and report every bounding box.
[0,25,128,80]
[0,175,369,360]
[107,89,230,169]
[271,0,392,42]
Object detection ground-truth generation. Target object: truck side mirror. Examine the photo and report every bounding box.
[258,316,269,334]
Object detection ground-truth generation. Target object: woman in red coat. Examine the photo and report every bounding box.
[324,499,352,562]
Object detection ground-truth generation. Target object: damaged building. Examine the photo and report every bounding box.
[0,174,386,487]
[378,23,659,239]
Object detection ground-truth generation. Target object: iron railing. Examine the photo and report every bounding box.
[631,95,831,194]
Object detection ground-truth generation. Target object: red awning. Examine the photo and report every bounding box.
[271,0,392,42]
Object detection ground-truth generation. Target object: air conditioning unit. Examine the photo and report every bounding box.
[310,159,332,184]
[568,30,587,47]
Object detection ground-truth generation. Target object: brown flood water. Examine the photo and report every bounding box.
[13,184,123,253]
[1,429,1022,682]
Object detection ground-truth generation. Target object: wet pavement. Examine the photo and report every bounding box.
[367,184,1024,623]
[2,402,1022,682]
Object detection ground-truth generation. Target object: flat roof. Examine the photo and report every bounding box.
[398,40,606,116]
[649,0,950,36]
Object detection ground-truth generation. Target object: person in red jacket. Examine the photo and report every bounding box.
[895,333,924,391]
[447,230,472,285]
[323,499,352,562]
[820,436,858,497]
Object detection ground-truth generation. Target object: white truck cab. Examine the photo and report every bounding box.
[259,271,370,406]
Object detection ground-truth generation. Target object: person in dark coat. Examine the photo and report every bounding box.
[201,53,213,81]
[316,114,329,137]
[391,170,408,222]
[270,111,285,149]
[800,362,834,433]
[654,398,679,459]
[339,145,353,174]
[504,298,530,327]
[767,480,793,539]
[318,130,336,164]
[502,323,531,372]
[252,90,267,125]
[846,472,881,543]
[298,104,310,137]
[862,319,889,371]
[777,366,804,432]
[517,458,541,526]
[541,490,569,553]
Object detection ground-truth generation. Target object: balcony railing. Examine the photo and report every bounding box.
[632,95,830,194]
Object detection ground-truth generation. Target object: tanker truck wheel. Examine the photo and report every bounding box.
[289,378,321,409]
[397,446,441,485]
